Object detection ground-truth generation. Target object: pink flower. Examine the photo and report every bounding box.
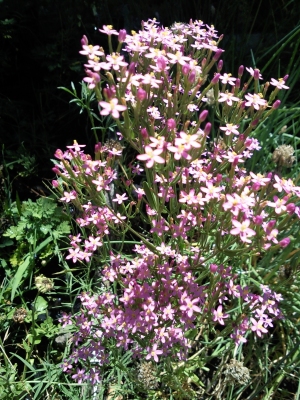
[250,318,268,337]
[220,123,239,136]
[137,146,165,168]
[99,98,127,119]
[146,343,163,362]
[60,190,77,203]
[180,297,201,318]
[218,92,240,106]
[270,78,289,90]
[212,305,229,325]
[244,93,267,110]
[230,219,256,243]
[113,193,128,204]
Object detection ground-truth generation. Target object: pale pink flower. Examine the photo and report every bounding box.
[250,317,268,337]
[99,25,118,36]
[60,190,77,203]
[80,45,104,59]
[220,123,240,135]
[106,53,128,71]
[137,146,165,168]
[99,98,127,119]
[219,73,236,85]
[113,193,128,204]
[270,78,289,90]
[244,93,267,110]
[267,196,288,214]
[212,305,229,325]
[230,219,256,243]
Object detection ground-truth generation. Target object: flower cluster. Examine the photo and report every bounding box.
[52,18,297,385]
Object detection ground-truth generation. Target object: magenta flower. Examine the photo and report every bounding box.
[250,317,268,337]
[180,297,201,318]
[99,98,127,119]
[146,343,163,362]
[212,305,229,325]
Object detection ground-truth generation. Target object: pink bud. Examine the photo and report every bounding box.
[211,73,220,84]
[253,69,260,80]
[238,65,244,77]
[137,87,147,101]
[118,29,127,42]
[95,143,102,153]
[167,118,176,131]
[286,203,296,215]
[140,128,148,139]
[81,35,88,46]
[201,58,207,68]
[188,70,196,83]
[52,180,59,188]
[157,56,166,71]
[253,215,263,225]
[204,122,211,136]
[199,109,208,122]
[217,60,223,72]
[272,100,281,109]
[235,78,240,88]
[128,62,136,74]
[283,74,289,82]
[182,64,190,75]
[210,264,218,273]
[52,167,60,174]
[279,237,290,248]
[251,119,259,127]
[54,149,64,159]
[213,49,223,61]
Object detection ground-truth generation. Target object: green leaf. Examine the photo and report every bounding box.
[11,256,31,301]
[34,296,48,313]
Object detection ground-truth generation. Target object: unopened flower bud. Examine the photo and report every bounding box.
[283,74,289,82]
[199,110,208,122]
[157,56,167,71]
[253,215,263,225]
[279,237,290,248]
[95,142,102,153]
[217,60,223,72]
[235,78,240,88]
[118,29,127,42]
[167,118,176,131]
[213,49,223,61]
[52,167,60,174]
[128,62,136,74]
[210,264,218,273]
[201,58,207,68]
[272,100,281,109]
[253,69,260,80]
[204,122,211,136]
[52,180,59,188]
[188,70,196,83]
[81,35,88,46]
[286,203,296,215]
[238,65,244,77]
[211,73,220,84]
[182,64,190,75]
[140,127,148,139]
[137,87,147,101]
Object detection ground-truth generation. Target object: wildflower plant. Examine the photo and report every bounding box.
[52,18,299,397]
